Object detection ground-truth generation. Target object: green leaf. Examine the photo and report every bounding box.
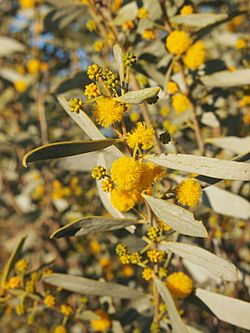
[160,242,238,281]
[144,154,250,181]
[170,13,227,28]
[51,216,137,238]
[196,288,250,330]
[201,69,250,87]
[113,3,138,25]
[0,37,26,56]
[142,194,207,238]
[203,186,250,220]
[154,277,189,333]
[116,87,160,104]
[113,45,125,84]
[43,273,146,299]
[1,236,26,288]
[23,139,118,167]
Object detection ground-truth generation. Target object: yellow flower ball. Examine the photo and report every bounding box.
[166,272,193,298]
[90,310,111,332]
[183,41,206,70]
[111,156,144,191]
[19,0,35,9]
[167,81,178,94]
[15,259,28,272]
[110,188,139,212]
[8,276,21,289]
[166,31,191,55]
[235,39,247,49]
[175,178,201,207]
[143,29,156,40]
[180,5,193,16]
[126,122,154,150]
[54,325,67,333]
[27,58,40,74]
[172,93,190,113]
[44,294,56,308]
[14,80,27,92]
[93,97,126,128]
[138,7,148,19]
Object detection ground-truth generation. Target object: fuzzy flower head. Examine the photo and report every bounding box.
[172,93,190,113]
[15,259,28,273]
[87,64,102,80]
[110,188,140,212]
[167,81,178,94]
[93,97,126,128]
[126,122,154,151]
[166,272,193,298]
[143,29,156,40]
[84,83,99,99]
[183,41,206,70]
[175,178,201,207]
[90,310,111,332]
[180,5,193,15]
[138,7,149,19]
[166,31,191,55]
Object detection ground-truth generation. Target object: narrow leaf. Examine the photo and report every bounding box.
[201,69,250,88]
[142,194,207,238]
[23,139,117,167]
[196,288,250,330]
[144,154,250,181]
[154,277,189,333]
[51,216,137,238]
[116,87,160,104]
[170,13,227,28]
[43,273,145,299]
[160,242,237,281]
[1,236,26,288]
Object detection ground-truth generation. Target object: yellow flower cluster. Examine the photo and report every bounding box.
[142,268,154,281]
[175,178,201,207]
[147,250,165,263]
[138,7,148,19]
[86,20,96,32]
[126,122,154,151]
[180,5,193,15]
[167,81,178,94]
[143,29,156,40]
[60,304,73,316]
[166,272,193,298]
[166,31,191,55]
[172,93,190,113]
[44,294,56,308]
[183,41,206,70]
[90,309,111,332]
[15,259,28,272]
[84,83,99,99]
[93,97,127,127]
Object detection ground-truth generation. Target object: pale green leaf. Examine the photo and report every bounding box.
[23,139,117,167]
[50,216,137,238]
[0,37,26,56]
[196,288,250,330]
[116,87,160,104]
[160,242,237,281]
[154,277,189,333]
[201,69,250,87]
[142,194,207,238]
[170,13,227,28]
[0,236,26,288]
[43,273,146,299]
[203,186,250,219]
[144,154,250,181]
[205,136,250,154]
